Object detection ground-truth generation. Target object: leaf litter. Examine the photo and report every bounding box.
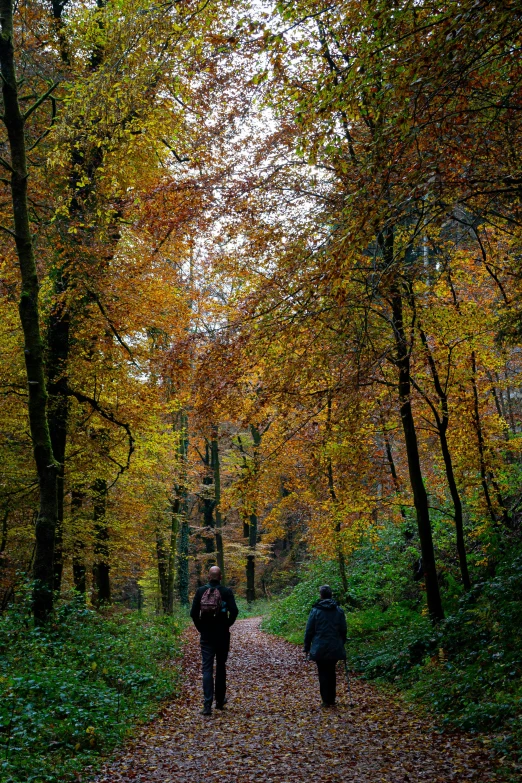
[92,618,497,783]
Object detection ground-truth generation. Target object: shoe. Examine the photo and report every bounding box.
[215,697,228,710]
[321,701,335,708]
[201,705,212,716]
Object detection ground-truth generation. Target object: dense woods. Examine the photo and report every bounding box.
[1,0,522,780]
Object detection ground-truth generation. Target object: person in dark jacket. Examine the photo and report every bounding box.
[190,566,239,715]
[304,584,347,707]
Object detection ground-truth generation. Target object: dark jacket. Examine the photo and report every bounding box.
[190,580,239,642]
[304,598,347,661]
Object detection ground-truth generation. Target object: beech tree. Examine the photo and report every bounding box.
[0,0,59,621]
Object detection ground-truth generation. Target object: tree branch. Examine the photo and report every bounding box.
[23,82,59,122]
[0,223,16,238]
[64,386,135,482]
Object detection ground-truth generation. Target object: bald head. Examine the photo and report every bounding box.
[209,566,222,582]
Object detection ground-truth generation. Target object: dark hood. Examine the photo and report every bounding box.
[314,598,338,611]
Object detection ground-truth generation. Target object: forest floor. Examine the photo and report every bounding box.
[91,618,500,783]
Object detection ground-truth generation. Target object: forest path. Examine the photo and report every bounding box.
[93,618,496,783]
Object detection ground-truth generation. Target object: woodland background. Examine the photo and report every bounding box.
[0,1,522,781]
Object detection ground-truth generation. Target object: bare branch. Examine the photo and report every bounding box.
[0,156,14,173]
[23,82,59,123]
[64,386,135,482]
[0,223,16,238]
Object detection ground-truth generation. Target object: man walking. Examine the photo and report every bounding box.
[304,584,347,707]
[190,566,239,716]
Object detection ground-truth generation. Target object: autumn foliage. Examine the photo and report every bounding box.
[0,0,520,633]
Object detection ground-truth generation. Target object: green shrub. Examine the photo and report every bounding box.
[345,556,522,751]
[0,596,184,783]
[262,558,346,643]
[265,544,522,775]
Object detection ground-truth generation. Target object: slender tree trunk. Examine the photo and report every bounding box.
[0,505,8,582]
[92,478,110,604]
[325,395,348,595]
[176,411,190,605]
[0,0,58,622]
[471,351,499,525]
[51,0,70,65]
[246,424,262,603]
[487,372,510,441]
[178,517,190,605]
[380,410,407,521]
[72,546,86,595]
[211,425,225,580]
[156,527,169,613]
[201,440,215,563]
[386,241,443,622]
[71,489,86,595]
[438,426,471,589]
[505,374,516,433]
[418,330,471,590]
[326,455,348,595]
[246,511,257,604]
[471,353,511,527]
[47,270,70,594]
[166,499,179,613]
[166,514,176,614]
[237,426,262,603]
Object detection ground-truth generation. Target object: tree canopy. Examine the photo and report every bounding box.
[0,0,521,625]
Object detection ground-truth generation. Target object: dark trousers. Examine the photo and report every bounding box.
[316,659,337,705]
[200,635,229,707]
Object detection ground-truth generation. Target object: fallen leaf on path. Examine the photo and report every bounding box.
[92,618,498,783]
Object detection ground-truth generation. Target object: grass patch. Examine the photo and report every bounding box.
[235,597,272,619]
[0,596,185,783]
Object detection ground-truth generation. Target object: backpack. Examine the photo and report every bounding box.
[200,585,223,619]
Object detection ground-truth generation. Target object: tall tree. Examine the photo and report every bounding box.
[0,0,58,621]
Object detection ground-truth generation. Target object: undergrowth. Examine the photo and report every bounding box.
[235,597,271,619]
[0,595,184,783]
[264,550,522,779]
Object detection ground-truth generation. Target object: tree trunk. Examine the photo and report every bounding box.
[419,330,471,590]
[201,440,215,563]
[47,270,70,594]
[246,424,262,603]
[380,409,407,522]
[246,510,257,603]
[156,528,169,613]
[211,425,225,580]
[325,395,348,596]
[0,505,8,587]
[487,372,510,441]
[92,478,110,604]
[326,455,348,595]
[0,505,8,555]
[45,0,114,598]
[471,351,499,525]
[438,426,471,590]
[238,426,261,603]
[165,499,179,613]
[71,489,86,595]
[176,412,190,605]
[178,516,190,605]
[0,0,58,622]
[386,247,443,622]
[471,352,511,527]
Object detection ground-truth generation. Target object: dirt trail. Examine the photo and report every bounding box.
[93,618,496,783]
